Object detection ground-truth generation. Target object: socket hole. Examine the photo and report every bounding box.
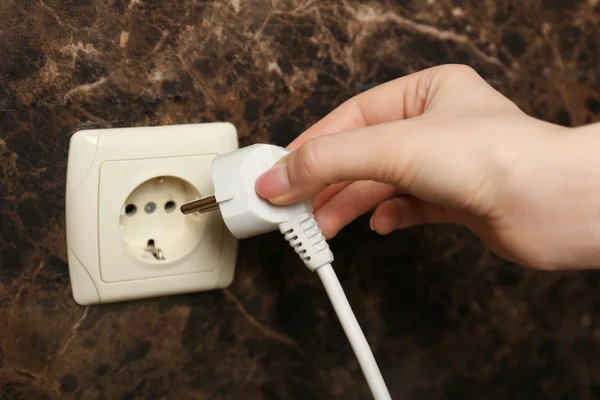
[164,201,176,213]
[144,202,156,214]
[125,204,137,216]
[120,176,203,262]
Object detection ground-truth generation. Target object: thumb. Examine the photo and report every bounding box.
[255,121,418,204]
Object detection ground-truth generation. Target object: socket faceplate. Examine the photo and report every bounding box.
[65,123,238,305]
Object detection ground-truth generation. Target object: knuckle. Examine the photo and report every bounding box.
[448,64,478,78]
[296,138,321,181]
[438,64,481,83]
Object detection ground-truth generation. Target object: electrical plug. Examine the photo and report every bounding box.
[181,143,334,271]
[181,143,391,400]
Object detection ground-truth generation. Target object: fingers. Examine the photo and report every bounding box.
[256,121,415,204]
[288,64,497,150]
[370,197,453,234]
[281,66,445,207]
[257,65,495,205]
[287,64,445,150]
[312,181,353,209]
[314,181,397,238]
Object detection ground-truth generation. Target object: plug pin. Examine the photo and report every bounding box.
[145,240,165,260]
[181,195,219,215]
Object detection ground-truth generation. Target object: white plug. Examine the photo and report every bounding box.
[183,144,334,271]
[181,144,391,400]
[212,144,309,238]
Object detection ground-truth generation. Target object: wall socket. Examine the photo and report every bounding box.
[65,123,239,305]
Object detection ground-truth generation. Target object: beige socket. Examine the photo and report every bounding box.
[65,123,239,305]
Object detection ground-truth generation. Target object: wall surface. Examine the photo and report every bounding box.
[1,0,600,398]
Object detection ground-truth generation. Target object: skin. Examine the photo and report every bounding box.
[255,64,600,271]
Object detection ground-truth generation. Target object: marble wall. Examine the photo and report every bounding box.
[1,0,600,398]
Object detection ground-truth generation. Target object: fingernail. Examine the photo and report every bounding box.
[255,163,290,200]
[275,155,288,165]
[371,214,394,235]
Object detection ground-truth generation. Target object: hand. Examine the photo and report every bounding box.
[255,64,600,271]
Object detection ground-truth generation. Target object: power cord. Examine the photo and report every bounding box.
[181,144,391,400]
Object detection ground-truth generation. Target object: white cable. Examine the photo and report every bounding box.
[317,263,392,400]
[188,143,392,399]
[279,213,391,400]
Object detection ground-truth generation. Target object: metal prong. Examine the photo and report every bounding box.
[181,195,219,215]
[145,242,165,260]
[154,248,165,260]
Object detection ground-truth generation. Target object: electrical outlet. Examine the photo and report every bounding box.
[65,123,239,305]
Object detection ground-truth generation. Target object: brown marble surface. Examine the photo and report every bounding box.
[1,0,600,398]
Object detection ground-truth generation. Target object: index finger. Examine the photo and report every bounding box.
[287,65,443,150]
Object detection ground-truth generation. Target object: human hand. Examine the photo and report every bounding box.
[255,64,600,270]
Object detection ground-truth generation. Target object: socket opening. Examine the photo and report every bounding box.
[145,202,156,214]
[125,204,137,216]
[164,201,176,213]
[120,176,205,263]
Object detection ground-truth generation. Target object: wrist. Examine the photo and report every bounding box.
[479,118,600,270]
[545,122,600,269]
